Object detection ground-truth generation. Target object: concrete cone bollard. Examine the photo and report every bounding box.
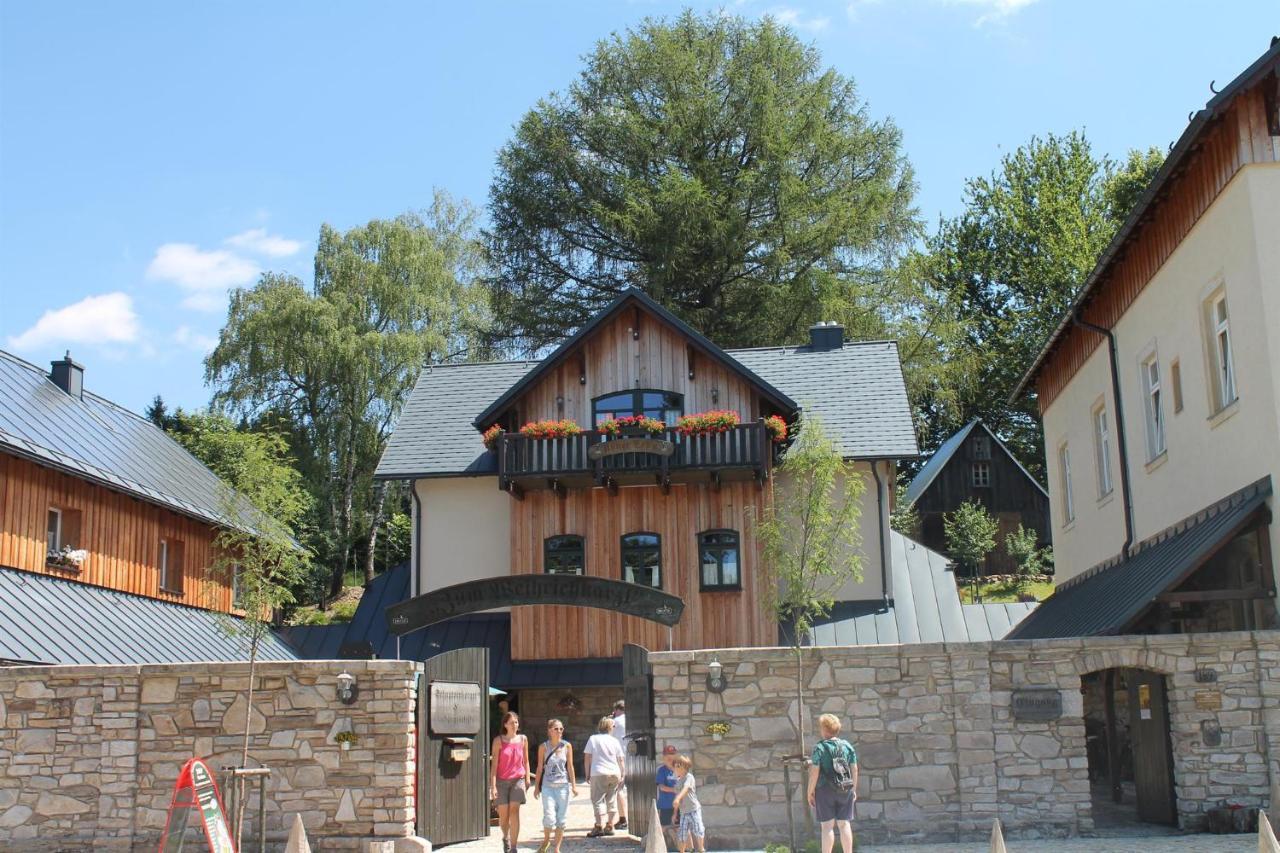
[644,801,668,853]
[990,818,1008,853]
[1260,812,1280,853]
[285,813,312,853]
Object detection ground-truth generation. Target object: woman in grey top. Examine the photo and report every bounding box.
[533,719,578,853]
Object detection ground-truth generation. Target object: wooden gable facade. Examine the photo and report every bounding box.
[913,423,1051,576]
[491,298,785,659]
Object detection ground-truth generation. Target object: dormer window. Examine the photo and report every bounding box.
[593,390,683,427]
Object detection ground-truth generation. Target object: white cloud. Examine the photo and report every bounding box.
[943,0,1039,24]
[146,243,261,311]
[8,292,141,351]
[225,228,303,258]
[173,325,219,353]
[769,6,831,32]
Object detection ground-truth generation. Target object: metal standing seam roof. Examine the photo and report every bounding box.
[1012,39,1280,402]
[1007,477,1273,640]
[376,339,918,479]
[280,563,622,688]
[0,349,262,532]
[0,566,298,665]
[904,418,1047,506]
[807,531,1037,646]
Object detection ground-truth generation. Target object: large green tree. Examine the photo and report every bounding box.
[206,192,488,595]
[486,10,918,352]
[914,134,1164,476]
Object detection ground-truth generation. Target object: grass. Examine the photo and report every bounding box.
[957,578,1055,604]
[289,585,364,625]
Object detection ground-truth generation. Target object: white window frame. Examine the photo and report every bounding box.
[1140,351,1166,461]
[1208,291,1236,410]
[47,507,62,556]
[159,539,171,591]
[1058,443,1075,525]
[231,563,245,609]
[1092,403,1113,498]
[971,461,991,487]
[971,435,991,460]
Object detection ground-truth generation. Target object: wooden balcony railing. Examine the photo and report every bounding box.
[496,421,773,495]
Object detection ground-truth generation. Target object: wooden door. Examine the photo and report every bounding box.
[1126,669,1176,825]
[623,644,656,839]
[420,647,490,845]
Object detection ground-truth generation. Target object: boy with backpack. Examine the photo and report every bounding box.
[806,714,858,853]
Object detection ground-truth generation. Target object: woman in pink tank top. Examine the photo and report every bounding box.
[490,711,531,853]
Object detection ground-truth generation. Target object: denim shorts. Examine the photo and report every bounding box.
[677,809,705,842]
[541,784,570,829]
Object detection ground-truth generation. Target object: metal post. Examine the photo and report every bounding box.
[257,773,267,853]
[783,759,798,853]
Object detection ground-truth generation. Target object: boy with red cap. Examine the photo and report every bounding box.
[656,744,680,842]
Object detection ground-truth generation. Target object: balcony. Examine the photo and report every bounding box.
[496,421,773,496]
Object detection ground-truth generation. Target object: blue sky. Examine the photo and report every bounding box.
[1,1,1275,414]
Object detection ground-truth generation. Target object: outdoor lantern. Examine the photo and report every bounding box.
[336,670,359,705]
[706,656,728,693]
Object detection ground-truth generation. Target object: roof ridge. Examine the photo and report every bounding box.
[727,339,899,354]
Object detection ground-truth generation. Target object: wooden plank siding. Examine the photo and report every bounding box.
[511,308,764,426]
[0,452,234,612]
[1036,87,1280,411]
[509,481,773,660]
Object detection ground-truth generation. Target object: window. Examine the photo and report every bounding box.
[159,538,185,594]
[1059,444,1075,525]
[231,564,245,609]
[698,530,740,590]
[971,462,991,487]
[46,508,62,556]
[1093,404,1113,498]
[971,435,991,460]
[1170,359,1184,414]
[1141,353,1165,460]
[544,535,585,576]
[621,532,661,588]
[1207,292,1237,410]
[593,390,683,427]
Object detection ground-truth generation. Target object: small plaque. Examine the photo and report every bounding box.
[430,681,483,735]
[1194,668,1218,684]
[588,438,676,459]
[1011,689,1062,721]
[1194,689,1222,711]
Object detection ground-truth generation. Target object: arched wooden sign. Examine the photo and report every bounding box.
[385,574,685,636]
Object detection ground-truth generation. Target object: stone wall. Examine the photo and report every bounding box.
[0,660,424,851]
[650,630,1280,848]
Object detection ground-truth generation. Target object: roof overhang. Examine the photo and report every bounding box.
[471,288,799,429]
[1011,39,1280,404]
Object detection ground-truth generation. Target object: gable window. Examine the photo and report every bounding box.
[231,564,246,609]
[1206,292,1237,411]
[159,538,185,594]
[593,390,683,427]
[1141,352,1165,460]
[971,462,991,488]
[46,508,62,556]
[971,434,991,460]
[544,535,585,576]
[621,532,661,588]
[699,530,740,590]
[1093,404,1113,498]
[1059,443,1075,525]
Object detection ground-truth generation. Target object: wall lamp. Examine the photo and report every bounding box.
[706,655,729,694]
[336,670,359,705]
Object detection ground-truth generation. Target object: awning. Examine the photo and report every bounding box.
[1008,477,1272,640]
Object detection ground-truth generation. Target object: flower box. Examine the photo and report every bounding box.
[599,415,665,437]
[482,424,504,451]
[46,547,88,571]
[518,419,583,440]
[764,414,788,444]
[675,410,740,437]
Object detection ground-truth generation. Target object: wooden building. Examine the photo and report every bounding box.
[905,419,1051,575]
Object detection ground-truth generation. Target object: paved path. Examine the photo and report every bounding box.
[445,789,1258,853]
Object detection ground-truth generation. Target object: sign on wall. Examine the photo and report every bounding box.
[587,438,675,459]
[1011,689,1063,721]
[430,681,483,735]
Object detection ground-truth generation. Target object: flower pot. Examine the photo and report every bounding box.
[711,733,722,742]
[341,741,351,751]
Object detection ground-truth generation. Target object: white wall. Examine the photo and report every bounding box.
[1043,164,1280,592]
[414,476,512,597]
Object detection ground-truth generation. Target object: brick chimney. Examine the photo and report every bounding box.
[808,321,845,351]
[50,351,84,398]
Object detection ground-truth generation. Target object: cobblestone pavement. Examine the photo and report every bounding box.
[445,788,1258,852]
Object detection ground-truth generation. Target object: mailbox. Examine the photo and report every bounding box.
[445,736,474,763]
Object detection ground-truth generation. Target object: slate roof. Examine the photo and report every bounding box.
[904,418,1047,506]
[281,563,622,688]
[376,339,917,479]
[0,349,258,530]
[1007,477,1272,640]
[1013,39,1280,401]
[0,566,298,665]
[807,531,1036,646]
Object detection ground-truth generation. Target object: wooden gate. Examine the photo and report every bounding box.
[623,644,656,840]
[420,647,490,846]
[1127,668,1177,824]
